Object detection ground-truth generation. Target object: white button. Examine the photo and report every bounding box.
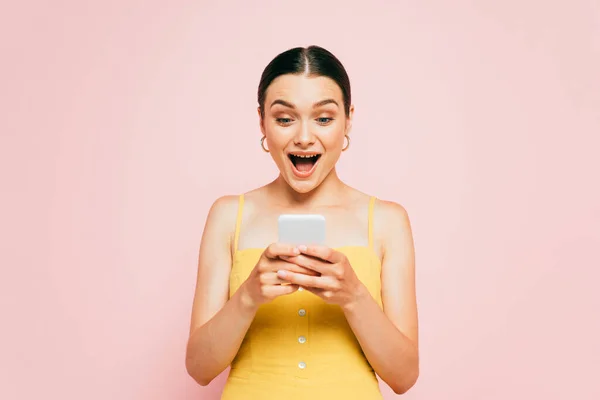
[298,361,306,369]
[298,336,306,344]
[298,309,306,316]
[298,287,304,292]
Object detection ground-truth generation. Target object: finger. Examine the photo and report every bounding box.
[263,283,299,297]
[259,271,288,285]
[264,243,300,259]
[284,254,332,275]
[266,259,320,276]
[276,270,335,290]
[298,245,343,263]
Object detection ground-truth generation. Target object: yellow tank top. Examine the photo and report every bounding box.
[222,195,384,400]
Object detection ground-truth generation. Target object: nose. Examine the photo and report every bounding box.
[293,120,316,148]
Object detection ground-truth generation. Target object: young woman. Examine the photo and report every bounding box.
[185,46,419,399]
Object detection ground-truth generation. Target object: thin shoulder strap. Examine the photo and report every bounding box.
[233,194,244,251]
[368,196,376,250]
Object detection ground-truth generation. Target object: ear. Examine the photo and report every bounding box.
[257,107,266,135]
[345,104,355,136]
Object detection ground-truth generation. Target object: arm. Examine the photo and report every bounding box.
[342,201,419,394]
[185,196,257,386]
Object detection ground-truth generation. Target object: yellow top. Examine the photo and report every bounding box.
[222,195,384,400]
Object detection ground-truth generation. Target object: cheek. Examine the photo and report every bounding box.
[319,127,346,150]
[265,130,289,150]
[265,123,297,143]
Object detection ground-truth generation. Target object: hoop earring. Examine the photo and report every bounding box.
[260,136,270,153]
[342,134,350,151]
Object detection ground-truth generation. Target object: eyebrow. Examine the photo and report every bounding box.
[270,98,339,109]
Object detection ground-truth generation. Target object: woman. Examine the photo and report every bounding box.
[185,45,419,399]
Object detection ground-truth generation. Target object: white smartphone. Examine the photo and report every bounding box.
[278,214,326,246]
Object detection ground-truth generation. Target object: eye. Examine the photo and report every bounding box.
[276,118,293,126]
[316,117,334,125]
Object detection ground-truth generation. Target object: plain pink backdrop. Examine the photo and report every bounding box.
[1,1,599,399]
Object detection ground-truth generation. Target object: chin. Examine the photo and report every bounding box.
[287,179,319,194]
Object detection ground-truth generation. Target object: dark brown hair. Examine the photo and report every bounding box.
[257,45,351,118]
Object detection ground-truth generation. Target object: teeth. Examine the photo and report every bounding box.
[292,154,318,158]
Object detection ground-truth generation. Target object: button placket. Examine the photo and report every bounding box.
[295,302,309,376]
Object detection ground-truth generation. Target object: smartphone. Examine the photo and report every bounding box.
[278,214,326,246]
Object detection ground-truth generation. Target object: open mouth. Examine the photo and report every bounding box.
[288,153,322,176]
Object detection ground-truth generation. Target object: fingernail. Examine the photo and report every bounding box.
[277,270,287,277]
[298,245,307,252]
[293,248,300,255]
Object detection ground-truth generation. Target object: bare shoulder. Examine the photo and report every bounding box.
[374,199,411,229]
[203,195,241,247]
[207,194,240,220]
[344,186,409,224]
[372,198,414,257]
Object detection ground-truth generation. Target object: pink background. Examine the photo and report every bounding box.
[1,1,599,399]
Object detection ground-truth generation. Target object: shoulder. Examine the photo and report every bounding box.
[209,194,240,214]
[374,198,410,226]
[200,195,243,255]
[372,198,413,249]
[204,195,241,234]
[345,186,409,225]
[208,185,270,223]
[207,194,240,219]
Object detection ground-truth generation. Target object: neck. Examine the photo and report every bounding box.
[270,168,347,208]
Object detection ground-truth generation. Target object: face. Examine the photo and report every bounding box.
[259,74,353,193]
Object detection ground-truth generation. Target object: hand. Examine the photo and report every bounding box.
[240,243,320,311]
[278,245,366,310]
